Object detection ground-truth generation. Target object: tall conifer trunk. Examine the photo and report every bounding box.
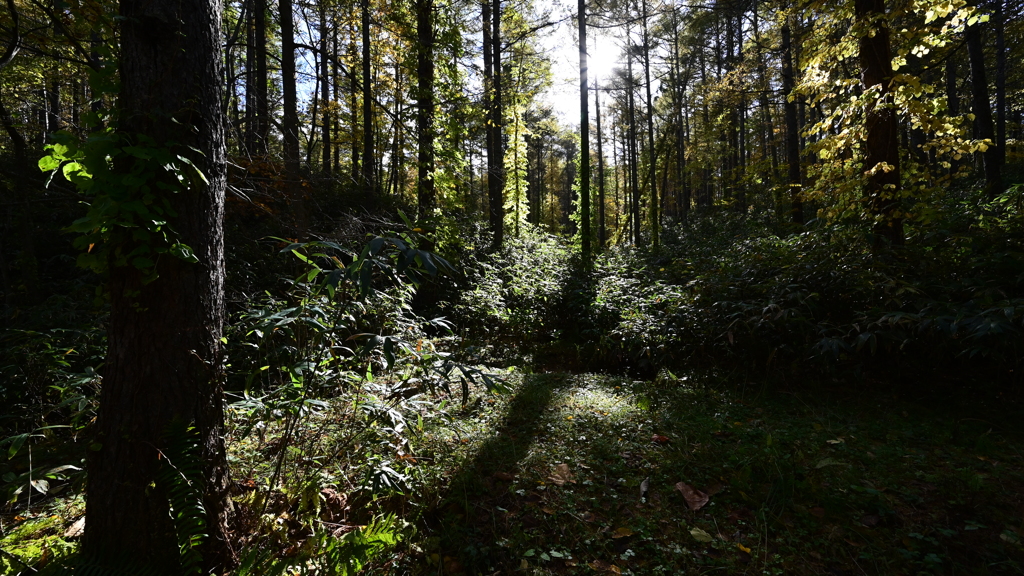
[965,6,1001,198]
[579,0,591,262]
[83,0,231,570]
[416,0,435,218]
[361,0,375,193]
[781,15,802,224]
[280,0,299,173]
[640,0,657,247]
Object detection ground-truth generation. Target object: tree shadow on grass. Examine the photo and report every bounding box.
[423,372,571,574]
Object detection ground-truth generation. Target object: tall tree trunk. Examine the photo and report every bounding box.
[83,0,230,571]
[483,0,494,224]
[641,0,657,247]
[416,0,435,218]
[994,0,1005,167]
[488,0,504,249]
[253,0,268,155]
[349,22,360,178]
[965,6,1002,198]
[361,0,375,193]
[244,9,255,153]
[579,0,591,262]
[280,0,299,173]
[857,0,903,247]
[781,15,803,224]
[596,78,606,248]
[320,6,332,173]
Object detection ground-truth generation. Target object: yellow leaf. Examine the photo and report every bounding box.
[691,527,714,542]
[612,526,635,538]
[737,543,752,554]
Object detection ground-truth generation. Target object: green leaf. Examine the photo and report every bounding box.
[690,527,714,542]
[7,433,28,459]
[39,155,62,172]
[170,243,199,264]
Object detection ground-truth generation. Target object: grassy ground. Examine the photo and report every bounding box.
[393,370,1024,575]
[3,368,1024,575]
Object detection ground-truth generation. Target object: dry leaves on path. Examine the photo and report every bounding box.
[549,463,576,486]
[675,481,710,511]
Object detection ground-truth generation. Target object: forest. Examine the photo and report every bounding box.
[1,0,1023,573]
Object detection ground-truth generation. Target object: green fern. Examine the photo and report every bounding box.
[233,514,404,576]
[156,421,209,575]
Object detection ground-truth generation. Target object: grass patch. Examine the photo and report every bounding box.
[392,371,1024,575]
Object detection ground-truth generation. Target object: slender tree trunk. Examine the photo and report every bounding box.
[361,0,375,193]
[579,0,591,262]
[253,0,268,155]
[320,6,332,173]
[483,0,494,225]
[640,0,657,247]
[280,0,299,173]
[244,8,255,153]
[965,6,1002,198]
[596,78,606,248]
[857,0,903,248]
[83,0,230,571]
[994,0,1006,166]
[488,0,504,249]
[781,16,803,224]
[349,22,360,178]
[416,0,435,218]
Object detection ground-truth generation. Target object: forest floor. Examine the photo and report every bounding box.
[4,368,1024,575]
[393,369,1024,575]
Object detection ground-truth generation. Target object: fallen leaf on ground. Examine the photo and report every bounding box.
[589,560,622,574]
[493,471,515,481]
[612,526,634,538]
[690,527,714,542]
[542,507,556,515]
[651,434,670,444]
[549,463,575,486]
[736,543,751,554]
[675,482,710,510]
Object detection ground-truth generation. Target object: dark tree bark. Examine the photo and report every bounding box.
[280,0,300,173]
[253,0,268,155]
[483,0,494,221]
[781,15,803,224]
[856,0,903,248]
[416,0,436,218]
[595,78,606,248]
[579,0,591,262]
[361,0,376,194]
[320,6,332,173]
[965,4,1002,198]
[640,0,657,247]
[486,0,505,249]
[83,0,231,572]
[994,0,1006,165]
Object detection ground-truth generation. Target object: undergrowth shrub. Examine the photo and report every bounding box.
[557,191,1024,385]
[442,228,569,350]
